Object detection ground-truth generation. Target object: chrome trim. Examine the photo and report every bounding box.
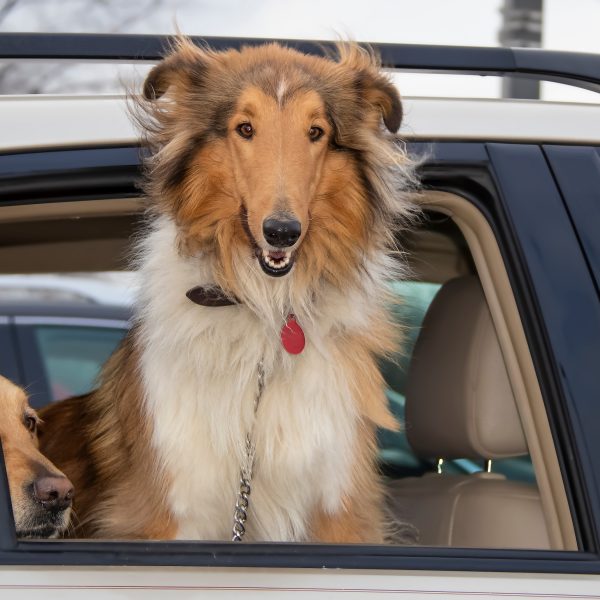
[13,316,129,329]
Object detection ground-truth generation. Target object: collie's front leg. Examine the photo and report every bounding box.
[310,338,398,545]
[310,419,388,544]
[310,493,386,544]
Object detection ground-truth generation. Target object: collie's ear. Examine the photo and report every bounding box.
[143,40,208,100]
[334,43,403,133]
[364,74,403,133]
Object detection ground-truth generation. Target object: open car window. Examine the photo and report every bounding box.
[0,187,577,556]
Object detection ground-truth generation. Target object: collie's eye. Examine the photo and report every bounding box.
[24,415,37,434]
[308,126,324,141]
[236,123,254,139]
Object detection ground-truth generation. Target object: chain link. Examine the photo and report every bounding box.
[231,360,264,542]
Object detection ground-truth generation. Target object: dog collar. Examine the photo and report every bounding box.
[186,286,238,307]
[186,286,305,355]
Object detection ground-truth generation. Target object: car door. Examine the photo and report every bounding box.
[0,140,598,599]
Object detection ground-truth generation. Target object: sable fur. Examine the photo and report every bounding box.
[39,39,417,542]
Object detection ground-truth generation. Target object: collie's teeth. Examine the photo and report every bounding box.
[260,248,293,270]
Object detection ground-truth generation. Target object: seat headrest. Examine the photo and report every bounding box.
[405,276,527,460]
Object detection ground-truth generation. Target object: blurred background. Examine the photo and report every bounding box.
[0,0,599,101]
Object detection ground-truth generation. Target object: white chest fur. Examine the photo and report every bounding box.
[137,218,365,541]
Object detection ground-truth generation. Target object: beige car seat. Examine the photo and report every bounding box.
[388,276,550,549]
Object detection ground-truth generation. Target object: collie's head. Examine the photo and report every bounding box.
[134,39,416,302]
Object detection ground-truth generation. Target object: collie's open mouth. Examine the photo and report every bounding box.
[240,205,297,278]
[256,248,296,277]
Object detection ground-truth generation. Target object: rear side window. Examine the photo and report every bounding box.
[33,325,126,401]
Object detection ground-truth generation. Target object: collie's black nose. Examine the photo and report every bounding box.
[33,475,74,512]
[263,217,301,247]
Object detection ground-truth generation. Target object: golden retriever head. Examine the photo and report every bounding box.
[136,40,415,296]
[0,375,73,538]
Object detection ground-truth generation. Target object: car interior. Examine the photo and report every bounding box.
[0,188,578,551]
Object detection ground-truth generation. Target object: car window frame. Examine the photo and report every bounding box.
[543,145,600,295]
[0,318,20,385]
[0,143,599,574]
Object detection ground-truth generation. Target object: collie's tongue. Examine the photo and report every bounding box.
[269,250,286,260]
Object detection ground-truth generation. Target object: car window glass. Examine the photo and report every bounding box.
[33,325,126,401]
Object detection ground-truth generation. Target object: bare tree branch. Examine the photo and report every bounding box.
[0,0,189,94]
[0,0,19,25]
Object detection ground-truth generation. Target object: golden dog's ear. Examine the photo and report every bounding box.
[143,39,209,100]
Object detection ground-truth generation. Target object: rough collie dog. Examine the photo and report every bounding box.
[0,375,73,538]
[39,39,416,542]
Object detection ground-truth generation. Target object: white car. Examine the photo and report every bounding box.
[1,33,600,599]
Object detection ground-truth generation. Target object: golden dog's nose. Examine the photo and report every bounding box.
[34,475,74,512]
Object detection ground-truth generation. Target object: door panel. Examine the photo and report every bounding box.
[1,565,600,599]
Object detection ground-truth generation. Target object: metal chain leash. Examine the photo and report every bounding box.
[231,360,265,542]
